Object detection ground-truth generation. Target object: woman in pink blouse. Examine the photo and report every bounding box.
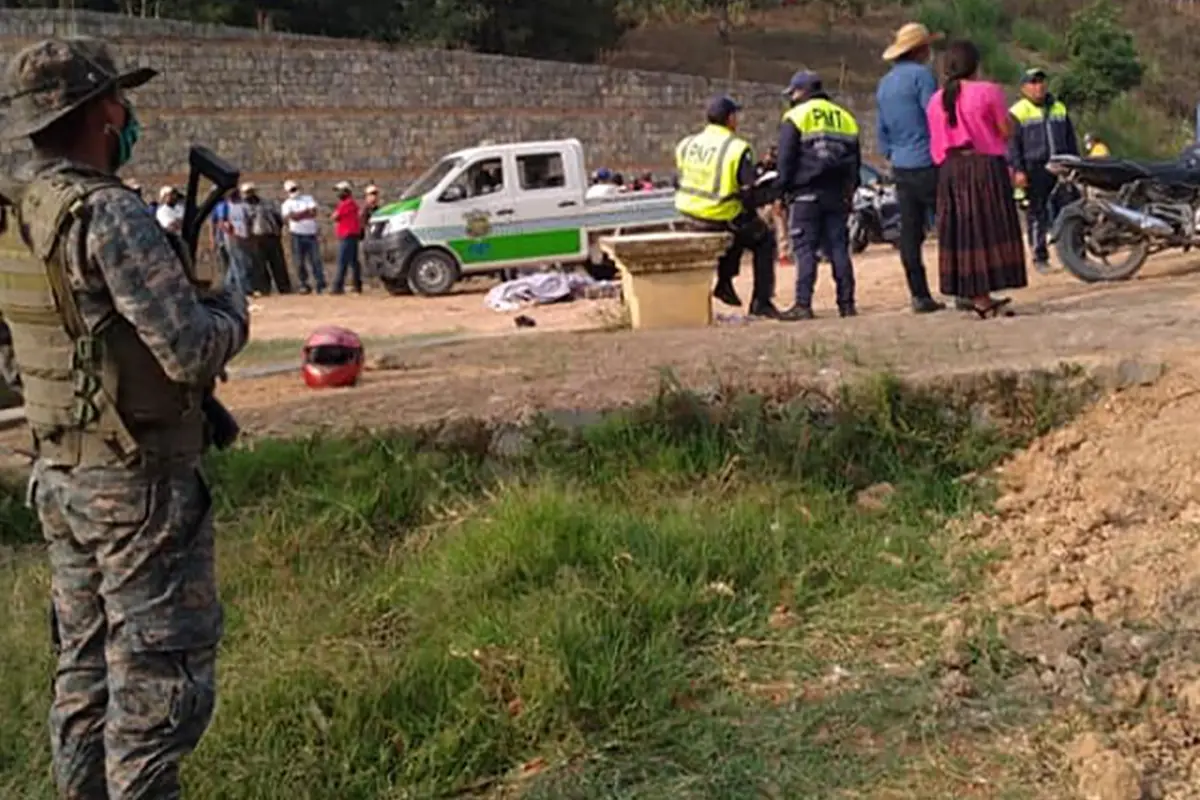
[926,40,1026,318]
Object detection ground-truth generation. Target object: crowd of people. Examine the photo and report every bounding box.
[125,177,381,299]
[674,21,1109,321]
[585,166,670,198]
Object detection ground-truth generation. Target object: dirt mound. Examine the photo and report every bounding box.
[964,367,1200,798]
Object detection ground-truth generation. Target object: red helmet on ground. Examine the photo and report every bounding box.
[302,326,364,389]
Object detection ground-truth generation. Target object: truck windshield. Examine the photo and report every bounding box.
[400,157,462,200]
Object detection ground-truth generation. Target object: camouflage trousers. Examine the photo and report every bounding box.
[29,460,223,800]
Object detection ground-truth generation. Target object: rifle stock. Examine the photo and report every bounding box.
[180,145,242,451]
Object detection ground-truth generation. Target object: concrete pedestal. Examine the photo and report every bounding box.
[599,232,730,330]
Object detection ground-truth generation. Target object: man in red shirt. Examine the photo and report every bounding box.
[330,180,363,294]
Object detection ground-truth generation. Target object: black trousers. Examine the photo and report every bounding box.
[789,198,855,309]
[683,211,776,307]
[1024,164,1056,263]
[262,236,293,294]
[251,236,293,294]
[892,166,937,302]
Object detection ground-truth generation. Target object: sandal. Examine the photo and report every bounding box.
[972,297,1013,319]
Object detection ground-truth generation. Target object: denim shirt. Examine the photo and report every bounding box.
[875,60,937,170]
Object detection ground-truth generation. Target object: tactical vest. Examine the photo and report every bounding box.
[0,167,206,469]
[675,124,751,222]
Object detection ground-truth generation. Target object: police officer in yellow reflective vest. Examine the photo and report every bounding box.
[776,70,862,321]
[675,95,781,319]
[1008,67,1079,273]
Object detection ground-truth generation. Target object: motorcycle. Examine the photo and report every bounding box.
[1047,148,1200,282]
[848,177,902,254]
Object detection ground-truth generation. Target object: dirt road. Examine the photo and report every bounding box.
[6,243,1200,447]
[204,244,1200,437]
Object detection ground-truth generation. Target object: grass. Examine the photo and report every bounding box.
[1078,92,1194,160]
[1011,17,1065,60]
[0,470,36,545]
[0,374,1085,798]
[919,0,1025,84]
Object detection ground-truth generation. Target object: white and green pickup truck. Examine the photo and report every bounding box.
[362,139,684,296]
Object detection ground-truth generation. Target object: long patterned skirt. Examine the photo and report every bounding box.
[936,150,1027,298]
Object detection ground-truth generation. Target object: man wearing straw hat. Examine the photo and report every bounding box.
[0,36,247,797]
[876,22,947,314]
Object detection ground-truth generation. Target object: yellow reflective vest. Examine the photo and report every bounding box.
[780,96,860,193]
[1009,97,1075,168]
[782,97,860,142]
[674,124,751,222]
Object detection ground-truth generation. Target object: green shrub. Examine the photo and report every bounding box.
[1055,0,1144,110]
[917,0,960,37]
[953,0,1007,32]
[1077,93,1191,160]
[916,0,1020,83]
[1012,17,1064,59]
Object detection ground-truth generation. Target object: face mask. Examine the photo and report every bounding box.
[111,101,141,170]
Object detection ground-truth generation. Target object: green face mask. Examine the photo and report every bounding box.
[112,102,141,170]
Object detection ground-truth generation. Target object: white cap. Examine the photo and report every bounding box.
[334,180,351,191]
[240,182,256,194]
[365,184,379,195]
[158,185,174,199]
[283,179,298,192]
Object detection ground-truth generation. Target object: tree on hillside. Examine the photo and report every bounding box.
[1054,0,1143,110]
[4,0,628,60]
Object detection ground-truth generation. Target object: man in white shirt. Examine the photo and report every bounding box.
[586,167,620,200]
[155,185,183,233]
[281,179,327,294]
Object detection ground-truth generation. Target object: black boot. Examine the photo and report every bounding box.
[780,304,815,321]
[839,305,858,318]
[713,281,742,307]
[748,300,781,319]
[912,297,944,314]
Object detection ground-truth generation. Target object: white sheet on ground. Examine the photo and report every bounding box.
[484,272,615,312]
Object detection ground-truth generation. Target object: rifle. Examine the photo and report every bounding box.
[179,145,242,450]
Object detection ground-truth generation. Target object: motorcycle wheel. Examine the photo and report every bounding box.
[1055,208,1149,283]
[849,217,870,254]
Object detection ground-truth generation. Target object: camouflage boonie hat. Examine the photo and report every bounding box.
[0,37,157,140]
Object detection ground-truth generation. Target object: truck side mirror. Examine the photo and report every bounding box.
[439,184,466,203]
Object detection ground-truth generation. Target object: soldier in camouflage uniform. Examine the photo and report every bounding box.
[0,38,249,798]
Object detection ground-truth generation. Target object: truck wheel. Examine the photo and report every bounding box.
[584,256,618,281]
[406,250,459,296]
[382,276,413,296]
[378,254,413,295]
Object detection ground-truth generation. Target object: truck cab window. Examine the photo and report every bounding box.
[517,153,566,190]
[442,158,505,202]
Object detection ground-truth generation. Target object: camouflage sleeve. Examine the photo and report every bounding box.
[83,188,249,386]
